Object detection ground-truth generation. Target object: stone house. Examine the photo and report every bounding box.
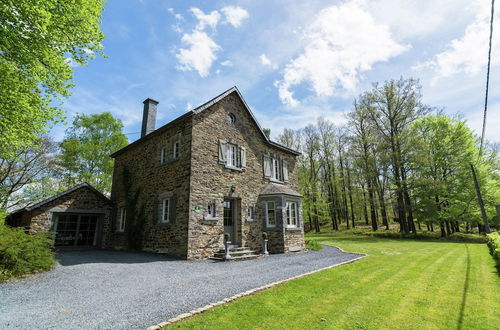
[5,183,114,248]
[6,87,304,260]
[108,87,304,259]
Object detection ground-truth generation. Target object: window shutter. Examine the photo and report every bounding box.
[283,160,289,182]
[240,146,247,168]
[263,155,272,178]
[218,140,227,164]
[169,196,176,223]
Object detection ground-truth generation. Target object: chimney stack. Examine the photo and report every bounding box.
[141,98,159,138]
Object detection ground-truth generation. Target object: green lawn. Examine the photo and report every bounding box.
[170,232,500,329]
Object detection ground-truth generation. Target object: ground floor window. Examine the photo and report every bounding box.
[247,205,255,221]
[265,201,276,227]
[286,201,298,227]
[161,198,170,224]
[117,208,126,232]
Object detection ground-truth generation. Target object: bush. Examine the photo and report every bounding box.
[0,224,56,282]
[486,232,500,266]
[305,239,323,251]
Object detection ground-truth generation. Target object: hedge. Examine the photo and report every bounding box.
[486,232,500,266]
[0,223,56,282]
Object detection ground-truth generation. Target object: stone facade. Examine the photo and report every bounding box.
[6,184,114,248]
[110,88,304,259]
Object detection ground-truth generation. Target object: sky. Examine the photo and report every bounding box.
[55,0,500,144]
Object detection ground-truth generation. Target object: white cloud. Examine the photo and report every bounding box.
[275,1,408,106]
[190,7,220,31]
[221,6,249,28]
[220,60,233,67]
[260,54,272,66]
[186,102,193,111]
[414,1,500,84]
[176,30,221,77]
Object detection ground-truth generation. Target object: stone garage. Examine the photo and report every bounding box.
[5,183,113,248]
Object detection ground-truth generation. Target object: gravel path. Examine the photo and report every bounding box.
[0,246,363,330]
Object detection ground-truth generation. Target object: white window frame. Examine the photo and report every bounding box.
[205,202,217,220]
[117,207,126,232]
[286,201,298,228]
[246,205,255,221]
[173,141,180,159]
[160,146,167,164]
[265,201,276,227]
[160,198,170,224]
[226,143,242,169]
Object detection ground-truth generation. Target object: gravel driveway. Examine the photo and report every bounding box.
[0,246,363,329]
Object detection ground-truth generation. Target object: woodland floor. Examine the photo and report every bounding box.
[171,231,500,329]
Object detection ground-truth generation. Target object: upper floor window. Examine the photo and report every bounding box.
[263,155,289,183]
[117,207,126,232]
[160,146,167,164]
[286,201,298,227]
[227,113,236,124]
[173,141,180,159]
[265,201,276,227]
[218,140,247,170]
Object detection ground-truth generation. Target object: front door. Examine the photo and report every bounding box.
[223,199,237,245]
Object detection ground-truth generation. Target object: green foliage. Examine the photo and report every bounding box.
[0,224,56,282]
[348,228,487,243]
[122,166,146,251]
[486,232,500,266]
[0,0,106,159]
[305,238,323,250]
[60,112,128,193]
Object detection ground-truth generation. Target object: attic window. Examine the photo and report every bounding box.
[227,113,236,124]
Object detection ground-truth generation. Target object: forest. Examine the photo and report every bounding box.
[276,77,500,236]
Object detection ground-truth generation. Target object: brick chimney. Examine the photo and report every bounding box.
[141,98,158,138]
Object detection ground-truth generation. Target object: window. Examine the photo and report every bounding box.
[227,113,236,124]
[173,141,180,159]
[160,147,167,164]
[263,155,289,183]
[160,198,170,224]
[219,140,246,170]
[286,202,298,227]
[205,202,216,219]
[117,208,126,232]
[247,205,255,221]
[265,201,276,227]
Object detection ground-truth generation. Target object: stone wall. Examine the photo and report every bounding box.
[109,116,193,258]
[23,186,113,247]
[188,91,302,259]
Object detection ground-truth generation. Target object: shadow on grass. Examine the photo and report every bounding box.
[457,244,471,330]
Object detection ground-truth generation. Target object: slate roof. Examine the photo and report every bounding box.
[259,182,303,197]
[111,86,301,157]
[8,182,112,215]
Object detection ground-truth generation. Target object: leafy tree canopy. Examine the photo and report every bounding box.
[59,112,127,193]
[0,0,106,158]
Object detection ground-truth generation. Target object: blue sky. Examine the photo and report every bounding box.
[56,0,500,143]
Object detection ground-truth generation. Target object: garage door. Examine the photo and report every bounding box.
[53,213,100,247]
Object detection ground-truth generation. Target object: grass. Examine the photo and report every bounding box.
[169,231,500,329]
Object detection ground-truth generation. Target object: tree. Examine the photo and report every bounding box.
[0,0,105,159]
[0,136,58,209]
[59,113,128,193]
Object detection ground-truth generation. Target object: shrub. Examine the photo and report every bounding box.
[0,224,56,282]
[486,232,500,266]
[305,239,323,251]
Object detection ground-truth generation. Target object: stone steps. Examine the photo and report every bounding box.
[210,246,262,261]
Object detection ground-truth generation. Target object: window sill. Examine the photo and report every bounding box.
[285,227,302,231]
[157,158,180,167]
[203,216,219,221]
[269,178,287,184]
[224,165,244,172]
[157,221,172,228]
[246,218,256,222]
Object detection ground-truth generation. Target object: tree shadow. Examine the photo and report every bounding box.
[457,244,471,330]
